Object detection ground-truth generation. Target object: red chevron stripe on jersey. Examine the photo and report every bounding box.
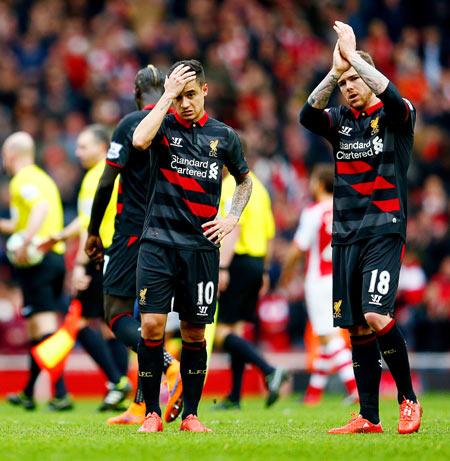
[182,198,217,218]
[336,161,373,175]
[160,168,206,193]
[351,176,396,196]
[372,198,400,212]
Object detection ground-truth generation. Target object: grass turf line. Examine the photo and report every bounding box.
[0,393,449,461]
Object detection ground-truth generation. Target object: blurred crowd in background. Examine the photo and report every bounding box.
[0,0,449,354]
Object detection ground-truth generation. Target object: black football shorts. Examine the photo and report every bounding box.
[77,261,104,319]
[218,254,264,324]
[136,240,219,324]
[15,252,65,318]
[103,233,140,298]
[332,234,405,328]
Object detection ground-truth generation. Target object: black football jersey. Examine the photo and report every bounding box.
[141,112,249,250]
[300,83,415,245]
[106,105,156,236]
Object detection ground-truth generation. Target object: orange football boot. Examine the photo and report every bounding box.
[398,399,422,434]
[107,402,145,425]
[180,414,212,432]
[328,414,383,434]
[137,412,163,433]
[164,360,183,423]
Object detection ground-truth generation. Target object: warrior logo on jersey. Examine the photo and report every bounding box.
[333,299,342,318]
[209,139,219,157]
[370,116,380,135]
[338,126,353,136]
[139,288,147,306]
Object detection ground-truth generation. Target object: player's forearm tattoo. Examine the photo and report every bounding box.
[159,97,172,112]
[349,54,389,96]
[229,175,252,219]
[307,71,340,109]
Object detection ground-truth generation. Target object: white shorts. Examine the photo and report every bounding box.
[304,275,337,336]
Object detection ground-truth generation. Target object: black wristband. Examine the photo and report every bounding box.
[219,266,229,271]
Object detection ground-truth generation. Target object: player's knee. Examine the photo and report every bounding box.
[214,323,232,348]
[364,312,390,332]
[104,295,133,326]
[141,314,165,339]
[180,322,206,343]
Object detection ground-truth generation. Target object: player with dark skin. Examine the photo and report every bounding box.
[85,65,184,425]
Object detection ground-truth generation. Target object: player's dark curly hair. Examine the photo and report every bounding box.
[134,64,165,102]
[168,59,205,85]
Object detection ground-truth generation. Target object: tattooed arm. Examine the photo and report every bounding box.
[202,174,253,244]
[228,174,252,219]
[133,64,196,150]
[307,70,341,109]
[333,21,411,123]
[347,53,389,95]
[334,21,389,95]
[299,42,350,134]
[308,42,351,109]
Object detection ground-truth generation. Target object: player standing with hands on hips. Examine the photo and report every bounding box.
[300,22,422,434]
[132,60,252,433]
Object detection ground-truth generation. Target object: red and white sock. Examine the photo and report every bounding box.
[305,345,331,404]
[326,336,357,396]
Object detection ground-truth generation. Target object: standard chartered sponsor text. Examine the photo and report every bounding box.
[171,154,209,178]
[337,138,383,160]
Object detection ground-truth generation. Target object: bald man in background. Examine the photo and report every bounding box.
[0,132,71,410]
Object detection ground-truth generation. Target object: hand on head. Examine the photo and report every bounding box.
[164,65,197,99]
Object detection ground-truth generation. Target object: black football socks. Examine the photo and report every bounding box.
[223,333,274,376]
[351,333,382,424]
[77,326,121,384]
[111,314,140,352]
[138,337,164,416]
[376,320,417,404]
[228,352,245,403]
[23,336,49,398]
[134,377,144,404]
[180,340,207,419]
[107,338,129,376]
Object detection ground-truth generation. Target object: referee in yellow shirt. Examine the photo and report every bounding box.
[0,131,69,410]
[214,137,288,409]
[44,124,131,411]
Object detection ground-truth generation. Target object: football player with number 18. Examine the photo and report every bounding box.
[300,21,421,434]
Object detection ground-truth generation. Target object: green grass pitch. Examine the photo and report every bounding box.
[0,393,449,461]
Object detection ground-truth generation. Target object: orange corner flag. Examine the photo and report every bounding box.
[31,299,82,382]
